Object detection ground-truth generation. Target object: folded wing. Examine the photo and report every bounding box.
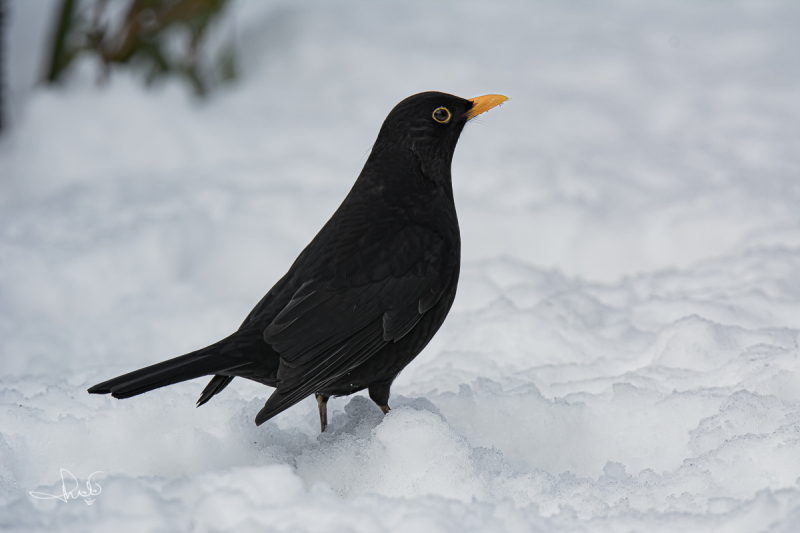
[255,227,448,425]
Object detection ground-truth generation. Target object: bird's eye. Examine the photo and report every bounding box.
[432,107,451,124]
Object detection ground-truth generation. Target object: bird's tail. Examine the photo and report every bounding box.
[87,336,249,400]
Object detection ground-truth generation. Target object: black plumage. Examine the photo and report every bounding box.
[88,91,507,431]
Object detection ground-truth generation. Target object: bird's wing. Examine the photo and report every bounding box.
[255,227,449,424]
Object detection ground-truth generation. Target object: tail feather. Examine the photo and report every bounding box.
[196,375,234,407]
[88,344,247,400]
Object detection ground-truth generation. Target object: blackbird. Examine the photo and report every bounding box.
[88,91,507,432]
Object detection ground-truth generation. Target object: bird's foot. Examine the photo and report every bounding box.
[316,393,329,432]
[378,405,390,415]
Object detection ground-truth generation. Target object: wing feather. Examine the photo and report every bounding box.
[255,226,452,425]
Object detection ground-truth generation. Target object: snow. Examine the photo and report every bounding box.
[1,1,799,531]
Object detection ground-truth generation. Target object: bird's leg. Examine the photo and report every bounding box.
[368,381,392,416]
[316,393,329,432]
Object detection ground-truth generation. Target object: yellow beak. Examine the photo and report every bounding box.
[466,94,508,120]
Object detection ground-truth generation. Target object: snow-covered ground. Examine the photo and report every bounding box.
[2,1,799,531]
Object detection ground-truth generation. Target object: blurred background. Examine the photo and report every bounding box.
[1,1,799,531]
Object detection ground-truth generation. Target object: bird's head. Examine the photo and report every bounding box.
[370,91,507,186]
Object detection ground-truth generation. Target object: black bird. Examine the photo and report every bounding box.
[88,91,507,432]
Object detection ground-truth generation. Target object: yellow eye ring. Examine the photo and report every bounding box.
[432,107,451,124]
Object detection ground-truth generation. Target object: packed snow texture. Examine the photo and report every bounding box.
[1,1,799,531]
